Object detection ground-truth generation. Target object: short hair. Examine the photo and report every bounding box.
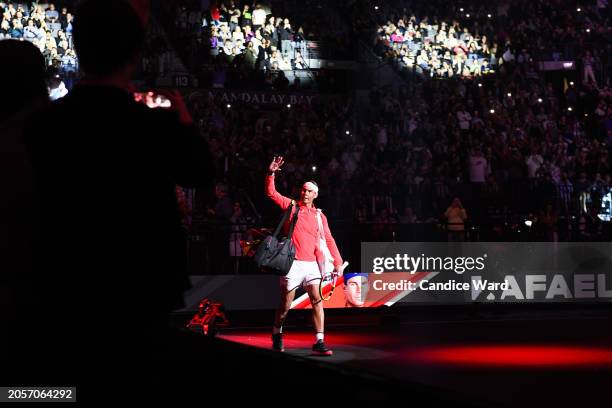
[344,273,368,284]
[73,0,145,76]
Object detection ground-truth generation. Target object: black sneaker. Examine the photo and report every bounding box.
[311,340,333,356]
[272,333,284,352]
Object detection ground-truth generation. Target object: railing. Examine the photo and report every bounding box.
[186,218,612,274]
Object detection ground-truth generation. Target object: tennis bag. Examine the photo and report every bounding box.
[254,201,299,275]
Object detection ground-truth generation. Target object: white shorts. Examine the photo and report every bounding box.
[281,260,322,292]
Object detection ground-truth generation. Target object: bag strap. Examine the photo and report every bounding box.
[286,203,299,239]
[272,200,296,238]
[316,210,325,240]
[316,210,334,264]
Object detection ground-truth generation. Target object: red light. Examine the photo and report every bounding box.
[407,345,612,367]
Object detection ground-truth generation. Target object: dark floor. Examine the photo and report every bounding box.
[4,306,610,405]
[213,307,612,407]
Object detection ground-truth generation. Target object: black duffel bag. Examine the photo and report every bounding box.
[253,201,299,275]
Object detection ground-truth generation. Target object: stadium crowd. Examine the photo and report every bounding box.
[185,68,611,242]
[208,4,307,70]
[371,0,609,81]
[187,1,611,242]
[154,0,355,90]
[0,2,76,72]
[3,1,609,242]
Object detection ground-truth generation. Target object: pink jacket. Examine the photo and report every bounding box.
[265,175,343,267]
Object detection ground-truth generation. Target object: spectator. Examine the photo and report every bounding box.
[468,147,488,184]
[444,197,468,241]
[208,182,233,273]
[45,3,59,24]
[229,201,247,274]
[538,203,559,241]
[23,19,40,41]
[1,40,49,359]
[292,50,307,70]
[241,4,252,28]
[456,105,472,132]
[251,4,266,32]
[526,150,544,180]
[557,172,574,214]
[279,18,292,58]
[582,50,597,87]
[22,0,215,392]
[398,207,417,224]
[273,69,289,91]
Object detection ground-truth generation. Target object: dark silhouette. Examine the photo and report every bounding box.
[1,40,49,357]
[18,0,214,394]
[0,40,48,122]
[207,182,233,273]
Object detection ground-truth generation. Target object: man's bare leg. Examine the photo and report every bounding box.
[307,282,324,333]
[272,286,296,351]
[307,282,332,355]
[274,287,297,329]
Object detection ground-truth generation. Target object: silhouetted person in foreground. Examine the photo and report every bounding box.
[1,40,49,356]
[20,0,214,395]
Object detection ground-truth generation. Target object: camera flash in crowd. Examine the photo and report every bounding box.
[286,104,291,108]
[489,109,495,114]
[478,83,482,87]
[567,107,573,112]
[586,28,590,33]
[507,92,512,97]
[584,113,589,117]
[488,14,492,18]
[345,130,350,135]
[374,5,379,10]
[537,98,543,103]
[226,104,231,108]
[312,166,317,172]
[569,81,574,86]
[524,220,533,227]
[460,8,464,12]
[466,14,470,18]
[577,7,581,12]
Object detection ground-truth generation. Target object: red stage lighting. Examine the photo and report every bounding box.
[408,345,612,368]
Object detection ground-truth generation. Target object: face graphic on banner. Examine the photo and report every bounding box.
[343,273,368,307]
[292,273,377,309]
